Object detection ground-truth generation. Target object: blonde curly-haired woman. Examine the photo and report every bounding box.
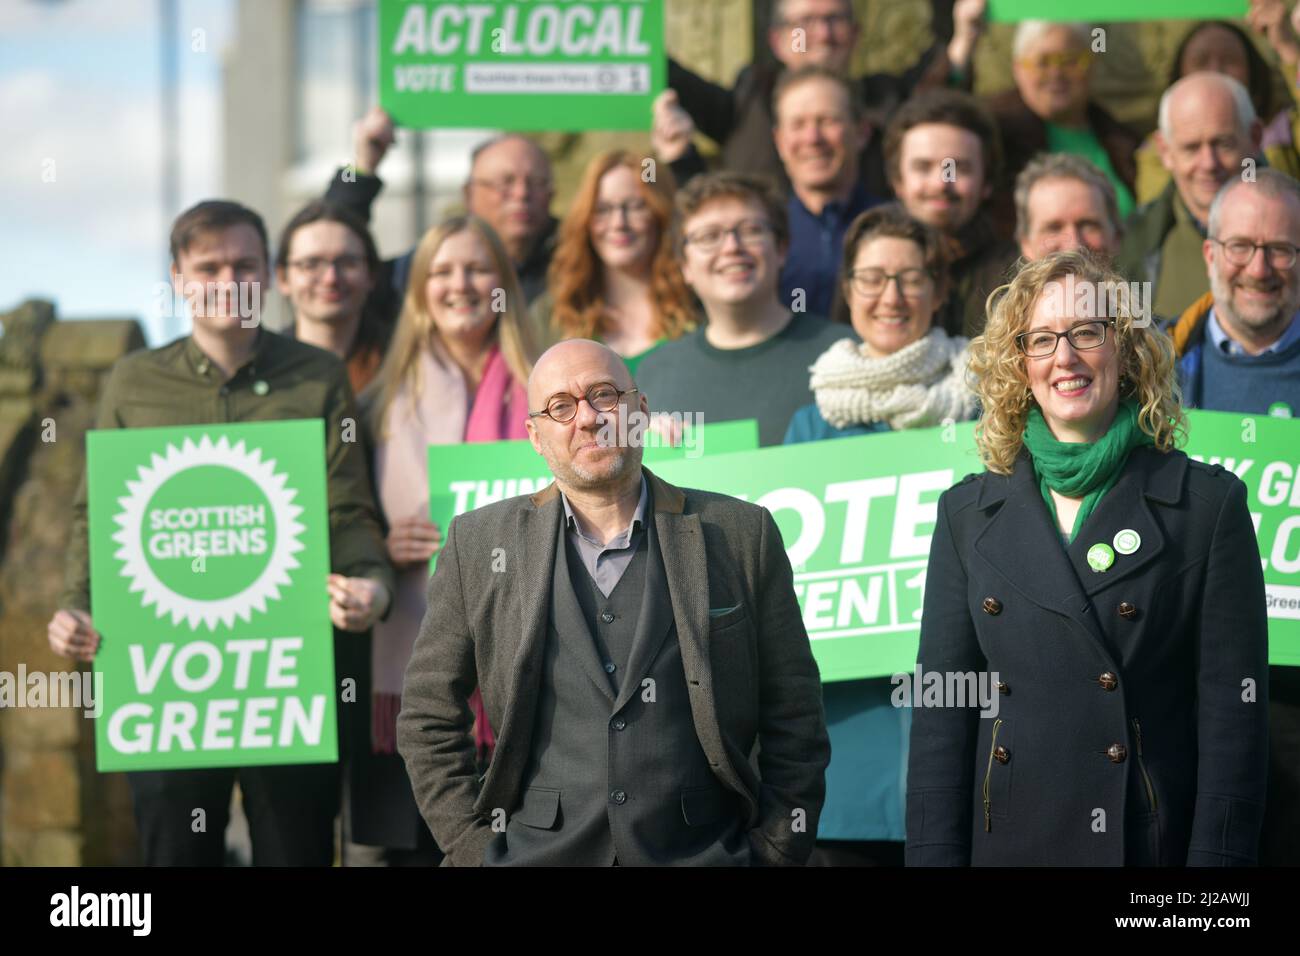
[906,250,1268,866]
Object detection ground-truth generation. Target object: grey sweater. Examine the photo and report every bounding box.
[634,314,850,446]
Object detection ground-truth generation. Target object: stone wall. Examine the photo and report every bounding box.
[0,300,145,866]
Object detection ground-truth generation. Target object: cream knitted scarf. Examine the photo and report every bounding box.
[809,328,977,430]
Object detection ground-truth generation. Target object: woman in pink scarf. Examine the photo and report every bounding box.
[354,215,538,864]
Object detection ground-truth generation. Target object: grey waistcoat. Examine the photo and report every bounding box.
[483,494,750,866]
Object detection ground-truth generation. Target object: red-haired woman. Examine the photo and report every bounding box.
[531,149,697,374]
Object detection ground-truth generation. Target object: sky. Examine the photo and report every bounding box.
[1,0,232,345]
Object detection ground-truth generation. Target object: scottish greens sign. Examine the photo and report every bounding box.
[379,0,665,130]
[87,420,335,772]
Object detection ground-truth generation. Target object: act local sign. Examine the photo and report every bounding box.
[87,421,336,772]
[378,0,666,131]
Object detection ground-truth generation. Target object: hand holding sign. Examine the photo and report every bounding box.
[48,608,101,662]
[1248,0,1300,68]
[354,105,396,176]
[386,514,442,568]
[651,89,694,163]
[327,574,391,633]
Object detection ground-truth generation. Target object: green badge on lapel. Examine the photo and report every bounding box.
[1112,529,1141,555]
[1086,543,1115,573]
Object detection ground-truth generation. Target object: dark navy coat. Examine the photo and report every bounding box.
[906,446,1269,866]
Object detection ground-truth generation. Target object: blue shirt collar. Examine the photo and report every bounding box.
[1207,307,1300,356]
[788,178,873,221]
[561,474,648,546]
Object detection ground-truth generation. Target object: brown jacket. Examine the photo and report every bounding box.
[396,468,830,866]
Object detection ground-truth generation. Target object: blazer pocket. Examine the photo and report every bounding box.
[512,787,561,830]
[707,602,747,630]
[681,785,731,827]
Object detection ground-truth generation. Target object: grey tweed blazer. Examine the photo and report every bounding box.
[396,466,830,866]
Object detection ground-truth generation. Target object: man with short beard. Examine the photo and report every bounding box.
[397,339,829,866]
[882,89,1018,338]
[1173,169,1300,412]
[1168,168,1300,865]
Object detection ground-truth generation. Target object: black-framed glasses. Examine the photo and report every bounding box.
[1208,237,1300,270]
[529,383,638,424]
[848,267,933,298]
[593,199,651,224]
[682,220,772,254]
[1015,319,1115,358]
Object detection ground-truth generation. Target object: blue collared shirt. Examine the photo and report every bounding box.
[780,180,879,318]
[1206,307,1300,356]
[560,475,649,598]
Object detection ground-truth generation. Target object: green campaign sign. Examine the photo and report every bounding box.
[1182,409,1300,666]
[989,0,1246,21]
[655,425,982,683]
[651,410,1300,681]
[427,419,760,566]
[379,0,665,131]
[88,420,336,772]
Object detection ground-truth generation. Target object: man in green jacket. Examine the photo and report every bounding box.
[47,199,394,866]
[1116,72,1262,318]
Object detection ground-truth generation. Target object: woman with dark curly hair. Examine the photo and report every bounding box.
[906,250,1268,865]
[530,149,696,374]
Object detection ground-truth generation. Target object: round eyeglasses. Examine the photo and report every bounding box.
[529,383,638,424]
[1209,237,1300,270]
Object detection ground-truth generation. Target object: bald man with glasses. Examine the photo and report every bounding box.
[397,339,829,866]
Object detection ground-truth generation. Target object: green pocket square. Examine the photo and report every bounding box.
[708,604,741,618]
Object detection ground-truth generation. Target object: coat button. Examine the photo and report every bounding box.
[1118,602,1138,620]
[993,745,1010,764]
[603,661,616,674]
[982,597,1002,615]
[601,611,615,624]
[610,789,627,805]
[611,717,626,731]
[1098,672,1118,691]
[996,681,1010,695]
[1107,744,1127,763]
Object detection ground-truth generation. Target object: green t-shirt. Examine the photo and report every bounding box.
[619,339,666,377]
[1046,122,1136,220]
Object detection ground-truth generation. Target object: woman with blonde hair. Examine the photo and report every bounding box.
[351,215,538,864]
[531,149,696,373]
[906,250,1268,866]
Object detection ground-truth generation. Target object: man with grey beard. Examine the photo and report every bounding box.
[1168,168,1300,865]
[397,339,829,866]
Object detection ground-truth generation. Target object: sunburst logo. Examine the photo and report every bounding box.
[111,435,305,630]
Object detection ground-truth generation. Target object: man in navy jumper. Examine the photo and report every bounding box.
[771,66,878,319]
[1169,168,1300,865]
[1171,169,1300,416]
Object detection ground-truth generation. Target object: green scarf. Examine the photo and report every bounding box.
[1022,399,1153,543]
